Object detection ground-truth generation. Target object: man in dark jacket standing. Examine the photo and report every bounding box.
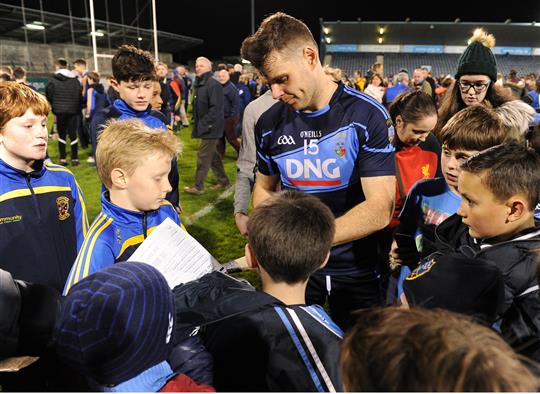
[216,69,241,157]
[46,58,82,166]
[184,57,228,195]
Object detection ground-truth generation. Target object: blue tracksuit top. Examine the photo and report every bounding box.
[63,192,181,294]
[0,159,88,291]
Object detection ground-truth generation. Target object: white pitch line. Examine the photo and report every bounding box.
[182,185,234,226]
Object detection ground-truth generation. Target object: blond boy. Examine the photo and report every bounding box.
[64,119,181,294]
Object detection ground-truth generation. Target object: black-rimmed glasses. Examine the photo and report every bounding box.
[458,80,491,93]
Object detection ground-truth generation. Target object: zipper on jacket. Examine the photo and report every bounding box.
[25,174,41,221]
[142,212,148,239]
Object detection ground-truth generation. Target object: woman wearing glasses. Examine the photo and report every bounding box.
[435,28,514,139]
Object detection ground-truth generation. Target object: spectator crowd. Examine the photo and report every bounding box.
[1,13,540,392]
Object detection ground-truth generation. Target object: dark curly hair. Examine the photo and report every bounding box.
[111,45,156,83]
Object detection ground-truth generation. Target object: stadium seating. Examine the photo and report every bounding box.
[331,52,540,79]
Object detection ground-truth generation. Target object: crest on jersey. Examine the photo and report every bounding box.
[334,132,347,158]
[388,125,395,145]
[421,164,430,178]
[406,258,437,281]
[56,196,70,221]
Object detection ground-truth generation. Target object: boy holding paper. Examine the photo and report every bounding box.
[63,119,182,294]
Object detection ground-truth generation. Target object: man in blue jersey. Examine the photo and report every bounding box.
[241,12,396,328]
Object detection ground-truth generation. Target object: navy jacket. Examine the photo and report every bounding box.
[435,214,540,361]
[173,272,343,392]
[222,80,241,118]
[90,99,180,207]
[0,159,88,291]
[192,72,224,139]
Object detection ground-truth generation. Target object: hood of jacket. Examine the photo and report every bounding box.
[54,69,77,80]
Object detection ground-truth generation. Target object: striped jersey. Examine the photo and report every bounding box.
[0,159,88,291]
[255,83,395,274]
[63,192,180,294]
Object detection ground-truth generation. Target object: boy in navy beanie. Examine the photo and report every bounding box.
[54,262,201,391]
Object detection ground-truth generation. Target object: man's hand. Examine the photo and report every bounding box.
[234,212,249,236]
[389,239,420,270]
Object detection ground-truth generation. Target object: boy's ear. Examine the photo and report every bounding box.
[110,79,120,92]
[319,251,331,270]
[395,115,403,129]
[245,244,259,269]
[110,168,129,189]
[506,196,528,223]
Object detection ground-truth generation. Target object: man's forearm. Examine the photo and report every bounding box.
[252,182,274,207]
[234,173,253,214]
[333,199,393,245]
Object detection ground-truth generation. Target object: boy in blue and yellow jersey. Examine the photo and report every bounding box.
[89,45,180,208]
[64,119,182,294]
[0,82,88,293]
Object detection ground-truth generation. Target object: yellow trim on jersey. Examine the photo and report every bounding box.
[45,163,75,176]
[0,186,72,203]
[74,180,88,236]
[64,214,111,294]
[82,217,113,278]
[116,226,157,259]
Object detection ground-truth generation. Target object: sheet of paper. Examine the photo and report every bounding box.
[128,217,215,288]
[0,356,39,372]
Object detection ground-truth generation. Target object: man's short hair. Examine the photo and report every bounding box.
[111,45,156,83]
[247,190,335,284]
[439,105,517,151]
[96,119,182,189]
[0,82,49,131]
[340,307,539,391]
[240,12,316,72]
[394,72,408,83]
[12,66,26,80]
[73,58,87,67]
[461,142,540,210]
[55,58,68,68]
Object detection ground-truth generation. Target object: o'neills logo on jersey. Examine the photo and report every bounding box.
[300,130,322,138]
[285,158,342,186]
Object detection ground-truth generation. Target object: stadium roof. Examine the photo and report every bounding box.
[0,2,203,55]
[320,21,540,48]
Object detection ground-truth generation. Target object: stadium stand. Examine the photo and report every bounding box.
[331,52,540,78]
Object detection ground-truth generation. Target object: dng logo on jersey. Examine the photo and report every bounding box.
[285,158,342,186]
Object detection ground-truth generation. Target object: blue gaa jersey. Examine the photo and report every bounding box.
[256,83,395,274]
